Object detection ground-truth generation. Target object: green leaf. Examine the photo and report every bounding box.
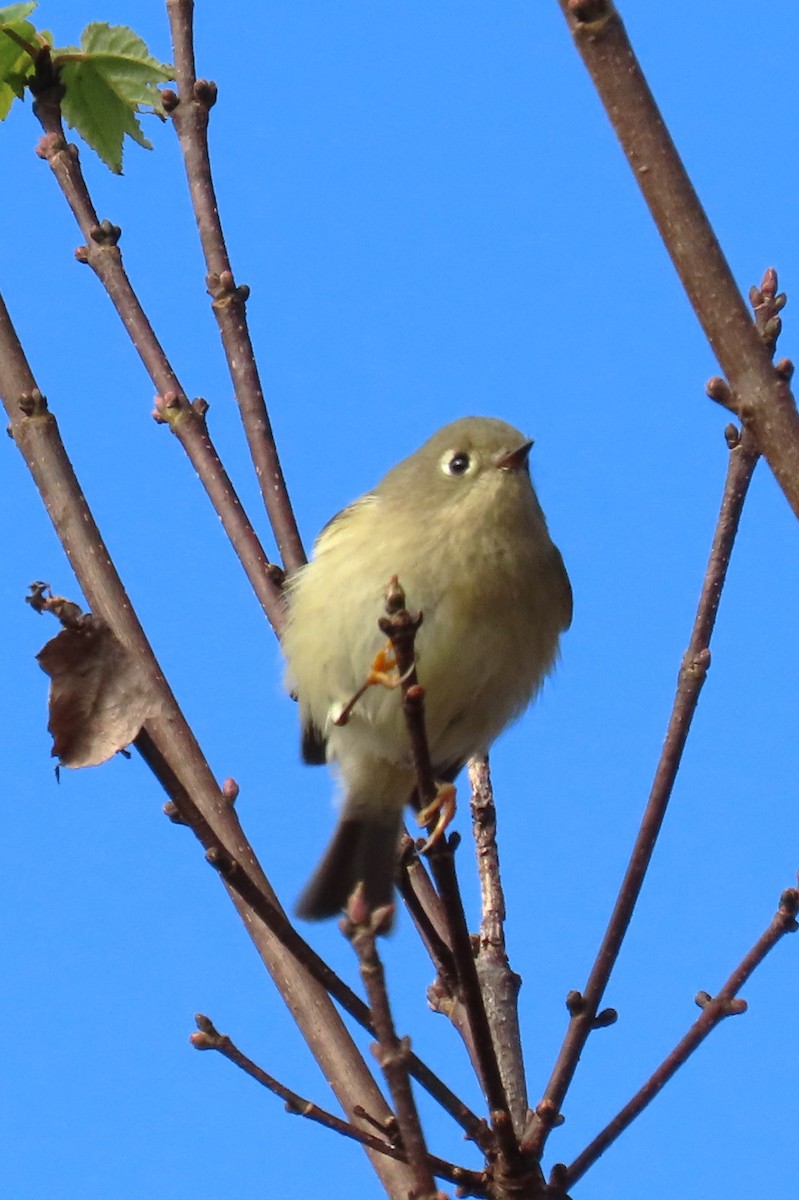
[55,22,174,173]
[0,3,37,24]
[0,2,38,119]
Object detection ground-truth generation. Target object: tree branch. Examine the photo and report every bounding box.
[191,1014,489,1198]
[346,901,442,1200]
[525,419,760,1159]
[554,885,799,1190]
[557,0,799,519]
[469,756,527,1138]
[397,835,460,991]
[164,0,306,575]
[29,71,286,638]
[379,582,538,1183]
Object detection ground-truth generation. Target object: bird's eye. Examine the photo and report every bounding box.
[442,451,471,477]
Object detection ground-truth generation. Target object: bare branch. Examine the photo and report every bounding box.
[164,0,306,575]
[144,733,490,1155]
[556,886,799,1189]
[469,756,527,1138]
[525,418,759,1158]
[191,1014,394,1150]
[397,835,459,991]
[557,0,799,520]
[346,899,442,1200]
[191,1014,489,1197]
[29,69,286,637]
[379,582,538,1182]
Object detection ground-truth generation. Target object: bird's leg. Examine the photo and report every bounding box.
[333,641,411,726]
[417,782,457,852]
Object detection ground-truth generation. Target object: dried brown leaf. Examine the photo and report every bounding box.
[36,611,159,768]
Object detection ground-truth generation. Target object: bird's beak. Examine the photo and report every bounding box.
[496,439,533,471]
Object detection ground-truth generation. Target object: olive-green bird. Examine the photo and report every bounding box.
[282,416,572,922]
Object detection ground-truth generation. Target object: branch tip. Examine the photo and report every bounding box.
[205,843,238,880]
[222,777,240,806]
[163,799,187,825]
[548,1162,569,1191]
[191,1013,222,1049]
[190,1030,215,1050]
[681,646,710,677]
[35,130,66,161]
[193,78,218,107]
[89,219,121,247]
[353,1105,400,1141]
[153,391,188,426]
[18,388,48,417]
[565,990,584,1016]
[568,0,611,21]
[534,1099,565,1129]
[779,886,799,921]
[706,376,735,410]
[592,1007,618,1030]
[385,575,407,614]
[266,562,286,588]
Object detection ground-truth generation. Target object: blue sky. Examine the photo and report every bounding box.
[2,3,798,1198]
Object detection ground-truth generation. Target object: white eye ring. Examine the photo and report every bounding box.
[440,449,473,477]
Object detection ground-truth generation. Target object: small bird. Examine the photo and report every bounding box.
[282,416,572,922]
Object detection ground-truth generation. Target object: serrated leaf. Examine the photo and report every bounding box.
[54,22,173,173]
[78,22,173,109]
[0,3,37,24]
[59,58,148,172]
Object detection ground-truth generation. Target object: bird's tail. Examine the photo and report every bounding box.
[295,814,401,925]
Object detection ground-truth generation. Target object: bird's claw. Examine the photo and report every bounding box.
[333,641,412,727]
[366,642,402,688]
[417,782,457,852]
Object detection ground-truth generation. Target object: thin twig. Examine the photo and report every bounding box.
[397,839,483,1073]
[28,65,286,637]
[397,835,459,991]
[346,901,441,1200]
[557,0,799,520]
[525,268,779,1158]
[379,582,533,1178]
[554,886,799,1189]
[525,423,760,1158]
[469,757,527,1138]
[165,0,305,575]
[191,1015,489,1198]
[139,732,491,1153]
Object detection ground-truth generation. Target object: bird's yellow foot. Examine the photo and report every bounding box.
[366,642,401,688]
[417,782,457,852]
[333,642,407,727]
